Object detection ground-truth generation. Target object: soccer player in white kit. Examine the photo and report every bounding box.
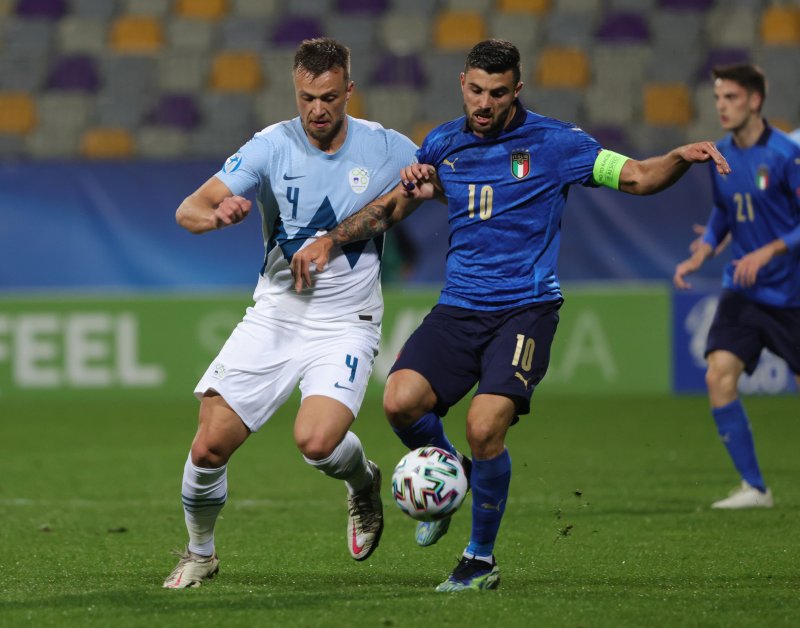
[163,38,418,588]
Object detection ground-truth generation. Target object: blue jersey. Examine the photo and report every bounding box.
[703,125,800,307]
[216,116,417,322]
[417,101,601,310]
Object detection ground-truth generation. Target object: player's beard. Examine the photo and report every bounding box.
[464,101,515,136]
[304,115,345,147]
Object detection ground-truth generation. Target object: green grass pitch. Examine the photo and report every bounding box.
[2,392,798,627]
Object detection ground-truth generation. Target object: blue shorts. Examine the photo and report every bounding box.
[706,289,800,376]
[389,300,562,419]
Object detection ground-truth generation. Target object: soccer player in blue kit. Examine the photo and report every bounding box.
[674,64,800,510]
[163,39,418,588]
[292,39,730,591]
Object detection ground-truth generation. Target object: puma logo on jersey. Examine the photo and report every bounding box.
[442,157,460,172]
[514,372,531,389]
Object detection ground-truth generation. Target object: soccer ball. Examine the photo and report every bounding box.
[391,446,468,522]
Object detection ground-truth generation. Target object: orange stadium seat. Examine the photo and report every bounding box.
[110,15,165,53]
[0,92,37,134]
[534,47,590,89]
[209,51,263,92]
[643,83,692,127]
[434,11,487,51]
[80,128,136,158]
[760,6,800,45]
[175,0,229,20]
[412,120,437,146]
[347,90,365,120]
[497,0,550,14]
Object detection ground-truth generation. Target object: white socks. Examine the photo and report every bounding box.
[181,455,227,556]
[303,431,373,494]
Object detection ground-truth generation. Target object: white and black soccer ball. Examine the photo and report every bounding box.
[391,446,468,522]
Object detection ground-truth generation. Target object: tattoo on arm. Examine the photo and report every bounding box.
[328,202,392,246]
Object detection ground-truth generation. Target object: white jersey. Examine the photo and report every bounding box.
[216,116,418,323]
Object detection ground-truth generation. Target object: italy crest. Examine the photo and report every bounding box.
[511,151,530,180]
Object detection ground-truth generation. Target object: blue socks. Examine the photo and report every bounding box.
[392,412,456,456]
[712,399,766,492]
[466,449,511,558]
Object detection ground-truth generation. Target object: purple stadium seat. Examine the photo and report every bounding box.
[336,0,388,16]
[147,94,201,131]
[15,0,67,19]
[370,52,426,88]
[659,0,714,10]
[697,48,751,80]
[596,11,650,43]
[270,16,324,47]
[46,55,100,91]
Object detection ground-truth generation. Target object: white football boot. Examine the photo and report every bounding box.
[163,549,220,588]
[347,460,384,561]
[711,481,774,509]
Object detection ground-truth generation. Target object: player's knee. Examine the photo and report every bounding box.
[190,441,229,468]
[466,423,503,459]
[705,364,737,397]
[295,433,336,461]
[383,392,417,428]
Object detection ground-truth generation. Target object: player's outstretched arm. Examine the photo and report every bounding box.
[618,142,731,195]
[673,242,714,290]
[290,164,441,292]
[176,175,251,234]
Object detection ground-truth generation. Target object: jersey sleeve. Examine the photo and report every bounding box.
[562,126,603,187]
[214,133,272,196]
[779,144,800,252]
[704,168,731,250]
[387,130,419,174]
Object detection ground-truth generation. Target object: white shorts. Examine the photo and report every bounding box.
[194,300,381,432]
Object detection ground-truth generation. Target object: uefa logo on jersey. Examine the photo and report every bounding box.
[510,151,530,180]
[223,152,242,174]
[349,167,370,194]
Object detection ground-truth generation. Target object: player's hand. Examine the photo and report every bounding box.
[214,195,251,228]
[677,142,731,176]
[732,247,772,288]
[291,236,334,292]
[673,244,711,290]
[400,163,441,200]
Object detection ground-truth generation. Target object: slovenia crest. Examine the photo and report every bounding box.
[511,151,530,180]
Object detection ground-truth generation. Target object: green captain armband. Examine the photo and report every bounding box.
[592,149,630,190]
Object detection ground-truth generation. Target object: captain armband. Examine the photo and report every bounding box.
[592,149,631,190]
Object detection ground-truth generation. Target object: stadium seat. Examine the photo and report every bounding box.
[122,0,171,15]
[230,0,283,18]
[209,51,262,92]
[442,0,493,11]
[584,83,637,126]
[369,52,426,88]
[609,0,656,10]
[93,90,147,129]
[643,82,692,126]
[175,0,229,20]
[0,92,37,134]
[658,0,713,9]
[80,127,135,158]
[543,10,596,46]
[167,17,217,51]
[433,11,487,51]
[325,14,377,62]
[595,11,650,43]
[553,0,601,12]
[347,90,365,119]
[15,0,66,19]
[760,6,800,46]
[706,6,757,49]
[35,92,92,132]
[336,0,389,15]
[110,15,165,54]
[534,47,590,89]
[147,93,201,131]
[137,126,189,158]
[378,12,430,54]
[26,126,80,157]
[363,87,418,136]
[488,12,543,55]
[57,16,107,55]
[411,120,437,146]
[531,88,584,122]
[158,52,211,92]
[220,15,270,52]
[0,0,14,14]
[0,49,50,91]
[389,0,437,14]
[496,0,550,13]
[3,16,55,52]
[69,0,117,19]
[270,15,324,48]
[46,54,100,91]
[254,85,298,128]
[696,48,751,81]
[101,54,156,96]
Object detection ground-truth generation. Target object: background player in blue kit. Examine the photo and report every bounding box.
[292,39,730,592]
[674,64,800,510]
[163,38,418,588]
